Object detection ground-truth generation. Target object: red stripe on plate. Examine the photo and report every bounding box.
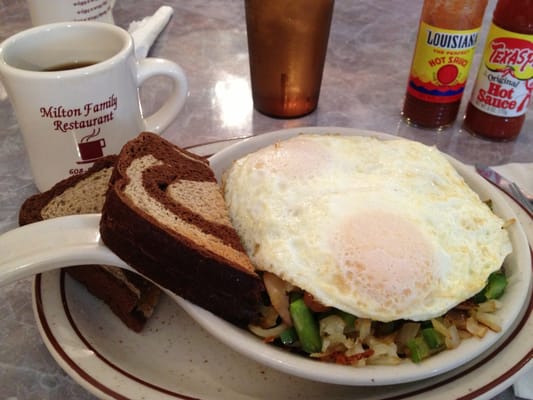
[35,270,202,400]
[34,249,533,400]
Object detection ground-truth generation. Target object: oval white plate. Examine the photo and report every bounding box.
[32,127,532,398]
[180,127,531,385]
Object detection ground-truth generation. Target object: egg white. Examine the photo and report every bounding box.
[223,134,512,322]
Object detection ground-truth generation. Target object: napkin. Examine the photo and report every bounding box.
[128,6,174,59]
[0,6,174,101]
[492,163,533,399]
[515,375,533,400]
[493,163,533,195]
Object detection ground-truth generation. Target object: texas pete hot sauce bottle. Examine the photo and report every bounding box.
[402,0,488,129]
[463,0,533,141]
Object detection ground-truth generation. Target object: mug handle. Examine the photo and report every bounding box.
[136,58,188,134]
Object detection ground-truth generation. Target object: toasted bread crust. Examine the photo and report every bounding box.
[67,265,160,332]
[19,154,161,332]
[100,132,265,325]
[18,155,117,225]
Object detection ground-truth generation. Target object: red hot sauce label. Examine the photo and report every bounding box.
[407,22,481,104]
[469,24,533,117]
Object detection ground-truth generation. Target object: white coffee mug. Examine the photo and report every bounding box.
[26,0,116,25]
[0,21,188,191]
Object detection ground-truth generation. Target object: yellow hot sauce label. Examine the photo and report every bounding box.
[407,22,481,103]
[470,24,533,117]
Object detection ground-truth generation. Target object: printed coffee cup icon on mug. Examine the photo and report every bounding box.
[77,129,106,163]
[0,21,188,191]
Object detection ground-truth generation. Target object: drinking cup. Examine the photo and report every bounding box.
[244,0,334,118]
[0,21,188,191]
[26,0,116,25]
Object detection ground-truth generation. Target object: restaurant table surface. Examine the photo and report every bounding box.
[0,0,531,399]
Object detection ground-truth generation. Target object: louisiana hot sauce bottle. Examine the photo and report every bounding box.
[463,0,533,141]
[402,0,488,129]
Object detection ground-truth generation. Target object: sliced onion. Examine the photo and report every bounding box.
[458,329,473,340]
[475,311,502,332]
[262,272,293,326]
[466,317,488,338]
[395,321,420,352]
[248,322,288,339]
[445,309,468,330]
[477,299,501,313]
[257,305,279,328]
[445,324,461,349]
[355,318,372,341]
[432,318,451,338]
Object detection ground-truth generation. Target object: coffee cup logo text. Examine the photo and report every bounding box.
[39,94,117,132]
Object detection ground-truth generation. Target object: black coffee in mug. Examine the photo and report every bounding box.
[43,61,98,71]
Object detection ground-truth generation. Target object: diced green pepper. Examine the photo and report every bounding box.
[407,337,430,363]
[334,309,357,332]
[279,327,298,346]
[474,271,507,303]
[484,271,507,300]
[289,298,322,354]
[422,328,444,350]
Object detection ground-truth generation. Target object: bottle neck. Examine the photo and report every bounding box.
[493,0,533,34]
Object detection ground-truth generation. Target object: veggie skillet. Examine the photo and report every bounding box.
[250,271,507,366]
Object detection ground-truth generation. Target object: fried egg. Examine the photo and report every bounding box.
[223,134,512,322]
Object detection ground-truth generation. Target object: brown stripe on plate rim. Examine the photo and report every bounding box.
[34,270,202,400]
[34,250,533,400]
[381,249,533,400]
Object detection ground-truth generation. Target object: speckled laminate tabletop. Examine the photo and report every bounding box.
[0,0,531,399]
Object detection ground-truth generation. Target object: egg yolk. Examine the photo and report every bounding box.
[331,211,437,316]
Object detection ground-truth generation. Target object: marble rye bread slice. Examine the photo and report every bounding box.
[19,155,161,332]
[99,132,266,326]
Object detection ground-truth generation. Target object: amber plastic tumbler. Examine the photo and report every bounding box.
[245,0,334,118]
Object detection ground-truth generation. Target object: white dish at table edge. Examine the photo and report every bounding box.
[32,127,532,396]
[185,127,532,383]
